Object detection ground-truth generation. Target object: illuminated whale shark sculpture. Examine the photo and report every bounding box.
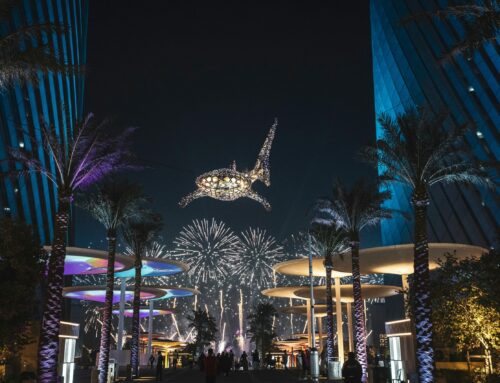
[179,119,278,211]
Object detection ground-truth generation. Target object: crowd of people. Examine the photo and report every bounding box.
[148,347,363,383]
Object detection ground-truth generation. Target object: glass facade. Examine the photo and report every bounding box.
[0,0,89,244]
[370,0,499,247]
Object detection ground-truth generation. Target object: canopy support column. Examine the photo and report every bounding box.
[147,300,154,357]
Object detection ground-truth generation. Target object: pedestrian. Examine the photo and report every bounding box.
[205,348,218,383]
[149,354,155,369]
[342,352,362,383]
[251,349,259,369]
[241,351,249,371]
[156,351,164,381]
[172,350,178,370]
[229,349,235,371]
[299,349,308,380]
[282,349,288,370]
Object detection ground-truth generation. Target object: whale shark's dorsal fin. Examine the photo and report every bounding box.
[252,118,278,186]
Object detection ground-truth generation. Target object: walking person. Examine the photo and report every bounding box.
[342,352,362,383]
[205,348,218,383]
[241,351,249,371]
[172,351,178,370]
[282,349,288,370]
[149,354,155,369]
[156,351,164,381]
[251,349,259,369]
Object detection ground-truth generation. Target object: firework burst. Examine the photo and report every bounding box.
[235,227,283,289]
[173,218,240,285]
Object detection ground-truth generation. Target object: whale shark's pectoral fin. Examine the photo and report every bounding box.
[246,190,271,211]
[179,188,207,208]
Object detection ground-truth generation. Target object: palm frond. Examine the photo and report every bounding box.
[400,0,500,62]
[362,107,493,197]
[7,114,137,198]
[77,179,145,231]
[312,179,393,238]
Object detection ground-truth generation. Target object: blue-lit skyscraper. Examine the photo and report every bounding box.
[0,0,88,244]
[370,0,498,248]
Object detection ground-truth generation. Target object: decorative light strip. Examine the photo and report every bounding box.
[386,332,412,338]
[385,318,410,325]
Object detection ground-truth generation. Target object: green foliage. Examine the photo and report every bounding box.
[187,308,217,353]
[0,218,43,354]
[247,302,278,356]
[429,250,500,374]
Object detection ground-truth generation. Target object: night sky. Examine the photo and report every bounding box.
[76,0,379,248]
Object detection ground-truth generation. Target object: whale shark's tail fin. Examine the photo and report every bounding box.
[252,118,278,186]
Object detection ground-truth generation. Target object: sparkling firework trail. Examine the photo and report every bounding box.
[235,227,284,289]
[173,218,240,284]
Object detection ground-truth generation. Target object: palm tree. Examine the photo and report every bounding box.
[123,210,163,378]
[403,0,499,62]
[0,0,77,90]
[8,114,135,382]
[79,179,144,383]
[309,225,347,368]
[362,107,492,383]
[247,302,278,359]
[187,308,218,354]
[313,179,392,382]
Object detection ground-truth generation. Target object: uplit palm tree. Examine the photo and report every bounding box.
[403,0,499,62]
[247,302,278,360]
[187,308,218,354]
[123,211,163,378]
[79,179,144,383]
[313,179,392,382]
[0,0,76,90]
[362,107,492,383]
[310,225,347,367]
[8,114,135,383]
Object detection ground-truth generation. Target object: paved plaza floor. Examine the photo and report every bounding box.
[75,367,312,383]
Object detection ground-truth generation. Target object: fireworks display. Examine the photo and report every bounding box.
[73,220,388,352]
[235,227,284,289]
[173,218,240,285]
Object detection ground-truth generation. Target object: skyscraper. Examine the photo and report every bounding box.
[370,0,498,248]
[0,0,89,244]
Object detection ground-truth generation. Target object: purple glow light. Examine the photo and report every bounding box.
[64,289,156,303]
[64,255,128,275]
[111,308,173,318]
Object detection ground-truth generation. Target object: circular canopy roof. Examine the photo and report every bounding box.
[44,246,134,275]
[111,307,174,318]
[279,305,331,318]
[262,284,399,302]
[62,286,166,303]
[146,286,200,300]
[273,257,350,278]
[293,285,399,302]
[333,243,487,275]
[115,257,188,278]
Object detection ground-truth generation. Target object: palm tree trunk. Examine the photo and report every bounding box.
[37,197,70,383]
[324,254,335,362]
[412,191,435,383]
[130,253,142,377]
[98,228,117,383]
[351,240,368,383]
